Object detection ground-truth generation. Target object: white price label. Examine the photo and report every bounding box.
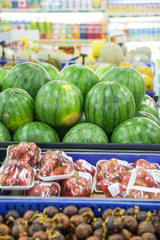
[108,183,120,197]
[153,172,160,183]
[79,172,90,181]
[82,160,92,171]
[117,159,130,167]
[80,44,93,55]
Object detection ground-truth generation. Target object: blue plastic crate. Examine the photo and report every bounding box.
[0,197,160,217]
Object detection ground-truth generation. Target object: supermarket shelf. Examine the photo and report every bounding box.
[0,8,107,13]
[108,12,160,18]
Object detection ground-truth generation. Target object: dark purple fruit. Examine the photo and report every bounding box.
[63,206,78,217]
[52,213,70,232]
[78,207,94,223]
[11,224,28,239]
[105,216,124,234]
[75,223,92,240]
[151,215,159,223]
[43,206,59,218]
[32,231,48,240]
[0,224,10,236]
[32,217,50,231]
[86,237,99,240]
[102,209,113,220]
[47,229,65,240]
[136,212,147,222]
[126,208,135,216]
[28,223,43,236]
[121,228,132,240]
[23,210,35,221]
[130,237,142,240]
[153,220,160,237]
[70,215,85,226]
[13,218,27,227]
[112,208,126,217]
[123,216,138,233]
[0,215,4,223]
[5,210,21,226]
[92,219,104,230]
[93,228,104,240]
[141,232,157,240]
[107,233,125,240]
[137,221,155,236]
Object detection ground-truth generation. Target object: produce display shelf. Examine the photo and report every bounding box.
[0,197,160,217]
[1,9,107,13]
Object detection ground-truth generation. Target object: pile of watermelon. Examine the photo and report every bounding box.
[0,62,159,144]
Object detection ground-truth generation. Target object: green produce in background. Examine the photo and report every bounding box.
[85,81,135,134]
[63,123,109,143]
[101,66,146,107]
[0,88,35,133]
[57,64,99,98]
[13,122,59,142]
[35,80,83,128]
[0,122,11,141]
[2,62,51,99]
[111,117,160,144]
[39,62,59,80]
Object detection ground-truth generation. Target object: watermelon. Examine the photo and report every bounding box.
[0,88,35,133]
[111,117,160,144]
[2,62,51,99]
[57,64,99,98]
[135,111,160,126]
[35,80,83,128]
[39,62,59,80]
[76,112,86,124]
[63,123,109,143]
[0,122,11,141]
[95,65,115,80]
[13,122,60,142]
[84,81,135,133]
[0,68,9,84]
[143,94,158,111]
[136,102,159,120]
[101,66,145,107]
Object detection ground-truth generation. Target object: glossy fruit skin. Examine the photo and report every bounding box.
[135,111,160,126]
[57,64,99,98]
[35,80,83,128]
[2,62,51,99]
[136,102,160,120]
[13,121,60,142]
[95,65,115,80]
[84,81,135,133]
[101,66,145,107]
[0,88,35,133]
[0,122,11,141]
[39,62,59,80]
[111,117,160,144]
[63,123,108,143]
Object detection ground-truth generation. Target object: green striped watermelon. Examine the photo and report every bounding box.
[0,88,35,133]
[101,66,145,107]
[0,122,11,141]
[135,111,160,126]
[63,123,108,143]
[84,81,135,133]
[143,94,158,111]
[136,102,159,120]
[13,122,60,142]
[76,112,86,124]
[2,62,51,99]
[39,62,59,80]
[57,64,99,98]
[35,80,83,128]
[111,117,160,144]
[0,69,9,84]
[95,65,115,80]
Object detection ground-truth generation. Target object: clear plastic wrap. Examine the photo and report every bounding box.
[0,159,35,190]
[39,150,74,181]
[25,181,60,197]
[7,142,41,169]
[73,159,96,177]
[60,171,93,197]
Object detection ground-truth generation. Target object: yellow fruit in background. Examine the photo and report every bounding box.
[136,66,154,80]
[119,61,132,67]
[86,65,96,71]
[92,40,105,58]
[142,74,153,93]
